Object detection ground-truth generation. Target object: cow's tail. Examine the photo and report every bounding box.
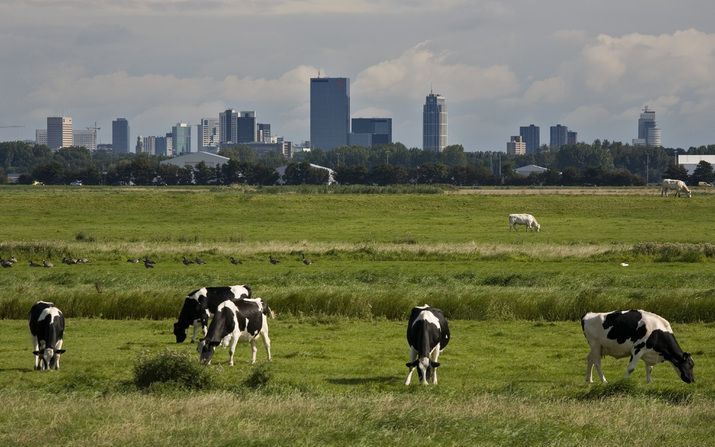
[263,302,275,319]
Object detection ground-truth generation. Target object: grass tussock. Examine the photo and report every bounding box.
[134,349,215,391]
[632,242,715,262]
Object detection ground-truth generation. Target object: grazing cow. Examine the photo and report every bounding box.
[582,310,694,384]
[197,297,273,365]
[661,179,692,198]
[508,213,541,232]
[405,305,450,385]
[29,301,66,371]
[173,285,252,343]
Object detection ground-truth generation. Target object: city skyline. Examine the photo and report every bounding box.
[1,1,714,150]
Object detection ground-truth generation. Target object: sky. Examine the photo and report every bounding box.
[1,0,714,150]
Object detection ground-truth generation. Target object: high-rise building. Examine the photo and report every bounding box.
[155,136,169,156]
[219,109,238,145]
[550,124,568,150]
[172,122,192,155]
[35,129,47,146]
[73,129,97,151]
[351,118,392,147]
[112,118,130,153]
[238,111,256,143]
[519,125,540,154]
[423,91,447,152]
[257,123,271,143]
[198,118,219,151]
[142,136,157,155]
[506,135,526,155]
[47,116,73,149]
[567,131,577,145]
[633,106,661,147]
[310,77,350,150]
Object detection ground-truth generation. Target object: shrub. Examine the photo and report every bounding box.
[134,349,215,391]
[74,231,96,242]
[243,363,272,389]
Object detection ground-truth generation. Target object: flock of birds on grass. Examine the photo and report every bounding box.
[2,253,313,269]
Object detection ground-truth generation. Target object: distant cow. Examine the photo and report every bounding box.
[173,285,252,343]
[581,310,694,384]
[405,305,450,385]
[508,213,541,232]
[197,297,273,366]
[29,301,66,371]
[661,179,691,198]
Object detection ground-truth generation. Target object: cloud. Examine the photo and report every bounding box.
[352,107,393,118]
[523,77,567,104]
[354,43,519,103]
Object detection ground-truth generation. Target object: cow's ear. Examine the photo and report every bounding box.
[32,351,41,355]
[430,361,441,368]
[56,349,66,354]
[406,361,418,368]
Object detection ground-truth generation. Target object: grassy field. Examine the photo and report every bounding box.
[1,318,714,446]
[1,186,714,445]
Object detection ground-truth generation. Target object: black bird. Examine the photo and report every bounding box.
[127,258,140,263]
[229,256,242,265]
[8,256,18,264]
[301,252,312,265]
[43,260,53,268]
[62,257,76,265]
[182,256,194,265]
[144,259,155,269]
[269,255,280,265]
[1,259,13,268]
[195,257,206,265]
[28,260,41,267]
[144,257,155,264]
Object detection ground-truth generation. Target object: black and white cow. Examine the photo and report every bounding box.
[29,301,66,371]
[173,285,251,343]
[582,310,694,384]
[197,297,273,366]
[405,305,450,385]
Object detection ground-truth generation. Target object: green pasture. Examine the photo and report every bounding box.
[1,319,714,446]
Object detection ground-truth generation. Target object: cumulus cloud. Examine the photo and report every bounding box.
[354,43,519,103]
[523,77,567,104]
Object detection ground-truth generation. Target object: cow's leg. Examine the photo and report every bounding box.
[228,335,239,367]
[32,336,40,370]
[625,350,645,379]
[260,329,272,362]
[585,352,594,383]
[54,339,63,370]
[250,339,258,364]
[191,320,202,343]
[587,345,606,383]
[645,364,654,384]
[430,346,441,385]
[405,348,418,385]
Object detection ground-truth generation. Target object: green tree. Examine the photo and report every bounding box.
[691,160,714,184]
[663,163,689,181]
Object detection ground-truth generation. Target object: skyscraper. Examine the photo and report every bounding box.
[73,129,97,151]
[351,118,392,146]
[567,131,577,145]
[237,111,256,143]
[112,118,130,153]
[310,77,350,150]
[423,91,447,152]
[172,122,192,155]
[219,109,238,145]
[198,118,219,151]
[506,135,525,155]
[550,124,568,150]
[35,129,47,146]
[47,116,73,149]
[257,123,272,143]
[519,125,540,154]
[634,106,661,147]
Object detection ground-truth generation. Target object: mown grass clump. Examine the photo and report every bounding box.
[134,349,215,391]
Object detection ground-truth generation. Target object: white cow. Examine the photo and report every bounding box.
[508,213,540,232]
[661,179,691,198]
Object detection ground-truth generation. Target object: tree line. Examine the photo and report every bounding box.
[0,140,714,186]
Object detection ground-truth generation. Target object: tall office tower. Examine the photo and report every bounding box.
[73,129,97,151]
[506,135,526,155]
[567,131,577,145]
[550,124,568,150]
[634,106,661,147]
[310,77,350,150]
[142,136,157,155]
[35,129,48,146]
[112,118,130,153]
[351,118,392,146]
[423,92,447,152]
[238,111,257,143]
[165,132,173,156]
[198,118,219,151]
[219,109,238,144]
[47,116,73,149]
[257,123,271,143]
[519,124,540,154]
[155,136,168,156]
[172,122,192,155]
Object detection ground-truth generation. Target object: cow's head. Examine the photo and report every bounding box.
[534,222,541,232]
[406,357,440,385]
[673,352,695,383]
[173,322,187,343]
[33,347,65,370]
[197,339,220,365]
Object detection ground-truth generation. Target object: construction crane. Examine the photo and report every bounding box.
[86,122,101,145]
